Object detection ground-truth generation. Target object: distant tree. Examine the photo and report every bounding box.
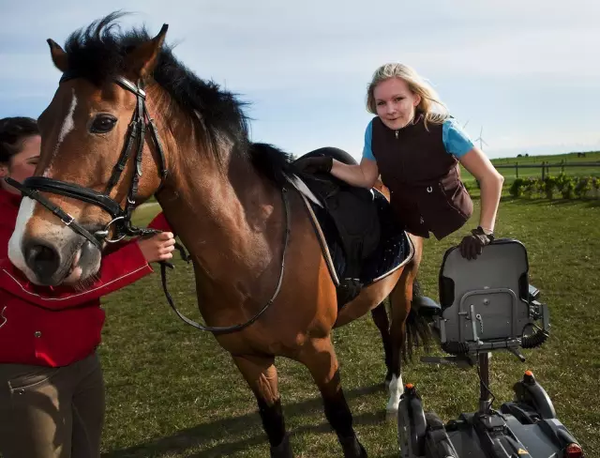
[525,153,529,157]
[517,154,522,157]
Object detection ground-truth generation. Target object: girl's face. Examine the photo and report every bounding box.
[0,135,41,194]
[374,77,421,130]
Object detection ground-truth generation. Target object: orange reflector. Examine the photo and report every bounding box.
[524,370,533,376]
[405,383,414,389]
[565,443,583,458]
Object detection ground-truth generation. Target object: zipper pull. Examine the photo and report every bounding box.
[395,130,399,139]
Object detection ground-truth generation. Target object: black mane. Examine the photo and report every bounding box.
[62,12,295,185]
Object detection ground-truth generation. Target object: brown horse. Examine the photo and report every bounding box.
[8,14,424,457]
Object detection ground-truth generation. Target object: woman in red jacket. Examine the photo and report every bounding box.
[0,117,175,458]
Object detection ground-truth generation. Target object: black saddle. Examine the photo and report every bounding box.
[294,147,412,307]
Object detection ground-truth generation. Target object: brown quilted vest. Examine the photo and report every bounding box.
[371,115,473,239]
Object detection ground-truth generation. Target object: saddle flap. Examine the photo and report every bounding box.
[295,173,381,277]
[290,174,413,307]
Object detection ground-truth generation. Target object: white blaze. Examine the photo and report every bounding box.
[8,89,79,282]
[8,197,36,277]
[58,89,77,146]
[44,89,77,178]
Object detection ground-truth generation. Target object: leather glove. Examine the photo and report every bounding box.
[293,155,333,175]
[459,226,494,260]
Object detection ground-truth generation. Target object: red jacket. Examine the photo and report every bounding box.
[0,188,171,367]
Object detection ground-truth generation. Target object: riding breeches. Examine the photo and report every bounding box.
[0,352,105,458]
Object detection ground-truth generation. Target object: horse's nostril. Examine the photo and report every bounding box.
[24,241,61,284]
[33,245,54,263]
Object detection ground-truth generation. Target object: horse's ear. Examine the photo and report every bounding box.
[126,24,168,81]
[47,39,68,73]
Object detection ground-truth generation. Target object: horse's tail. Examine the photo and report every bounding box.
[401,278,433,362]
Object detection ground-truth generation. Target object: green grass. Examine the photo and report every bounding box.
[491,151,600,165]
[461,151,600,188]
[98,198,600,457]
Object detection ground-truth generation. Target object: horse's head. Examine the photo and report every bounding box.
[9,17,170,286]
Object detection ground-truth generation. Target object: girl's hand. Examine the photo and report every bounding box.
[459,227,494,260]
[137,232,176,263]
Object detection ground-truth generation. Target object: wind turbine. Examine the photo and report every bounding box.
[462,120,469,129]
[475,126,488,150]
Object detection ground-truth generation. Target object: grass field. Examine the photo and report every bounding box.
[491,151,600,165]
[97,196,600,457]
[460,151,600,188]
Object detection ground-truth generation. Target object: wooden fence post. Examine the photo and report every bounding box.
[541,161,546,180]
[516,162,519,178]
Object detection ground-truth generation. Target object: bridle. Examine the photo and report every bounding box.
[6,73,291,335]
[6,74,167,250]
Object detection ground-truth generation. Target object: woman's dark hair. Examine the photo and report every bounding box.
[0,117,40,164]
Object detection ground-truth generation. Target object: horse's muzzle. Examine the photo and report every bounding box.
[24,238,62,285]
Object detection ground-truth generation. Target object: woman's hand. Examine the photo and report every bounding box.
[137,232,176,263]
[459,226,494,260]
[294,156,333,174]
[294,154,380,189]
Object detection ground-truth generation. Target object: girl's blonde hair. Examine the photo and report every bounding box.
[366,63,449,127]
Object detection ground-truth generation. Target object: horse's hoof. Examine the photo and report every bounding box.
[339,434,368,458]
[270,433,294,458]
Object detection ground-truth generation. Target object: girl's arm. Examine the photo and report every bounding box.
[330,157,380,189]
[459,147,504,233]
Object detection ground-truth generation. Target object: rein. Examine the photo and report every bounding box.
[7,74,290,335]
[160,188,291,335]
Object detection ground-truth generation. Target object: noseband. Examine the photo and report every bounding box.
[5,75,167,250]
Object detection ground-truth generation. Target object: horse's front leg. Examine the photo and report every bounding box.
[233,355,293,458]
[298,337,367,458]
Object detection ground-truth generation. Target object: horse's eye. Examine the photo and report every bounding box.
[90,115,117,133]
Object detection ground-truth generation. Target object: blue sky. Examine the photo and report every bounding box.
[1,0,599,160]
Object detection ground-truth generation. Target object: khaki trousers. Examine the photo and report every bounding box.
[0,352,105,458]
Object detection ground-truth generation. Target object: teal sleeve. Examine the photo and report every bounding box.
[362,120,376,161]
[443,118,474,158]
